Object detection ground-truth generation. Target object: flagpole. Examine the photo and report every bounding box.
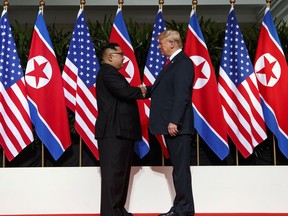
[158,0,166,166]
[236,149,239,165]
[2,0,8,168]
[229,0,239,166]
[273,135,277,165]
[39,0,46,167]
[196,134,200,166]
[2,154,5,167]
[80,0,85,10]
[79,139,83,166]
[39,0,45,13]
[42,144,45,167]
[192,0,198,12]
[191,0,200,166]
[77,0,87,167]
[2,151,5,167]
[266,0,271,8]
[159,0,164,10]
[158,0,165,166]
[118,0,123,10]
[265,0,276,166]
[4,0,9,11]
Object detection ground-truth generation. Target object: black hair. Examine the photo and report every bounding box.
[100,42,121,63]
[101,42,120,53]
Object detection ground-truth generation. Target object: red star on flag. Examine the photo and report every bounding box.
[27,59,48,87]
[121,60,131,79]
[194,61,208,81]
[256,56,277,84]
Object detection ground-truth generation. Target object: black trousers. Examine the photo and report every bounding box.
[165,134,195,216]
[98,137,134,216]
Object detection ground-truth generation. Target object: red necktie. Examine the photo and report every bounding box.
[163,59,171,68]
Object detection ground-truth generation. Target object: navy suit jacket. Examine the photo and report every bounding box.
[95,63,143,141]
[147,51,195,135]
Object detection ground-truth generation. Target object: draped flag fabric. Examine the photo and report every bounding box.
[142,9,169,158]
[62,9,100,160]
[109,8,149,158]
[25,10,71,160]
[218,7,267,158]
[184,9,229,160]
[0,10,34,161]
[254,7,288,158]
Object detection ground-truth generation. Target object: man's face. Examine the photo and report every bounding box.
[158,38,173,57]
[110,46,125,69]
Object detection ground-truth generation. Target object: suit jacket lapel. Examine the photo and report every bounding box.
[152,51,183,92]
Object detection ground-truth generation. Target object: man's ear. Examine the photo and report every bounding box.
[170,41,175,49]
[108,54,113,62]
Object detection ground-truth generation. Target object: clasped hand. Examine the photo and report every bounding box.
[138,85,147,98]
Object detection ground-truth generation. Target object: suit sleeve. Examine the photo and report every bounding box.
[103,69,143,100]
[170,58,194,126]
[145,85,152,98]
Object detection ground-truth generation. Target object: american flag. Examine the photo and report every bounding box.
[110,8,149,158]
[184,9,229,160]
[0,10,34,161]
[254,7,288,158]
[218,7,267,158]
[142,8,169,158]
[25,10,71,160]
[62,9,100,160]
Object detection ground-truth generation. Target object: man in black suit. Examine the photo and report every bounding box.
[95,42,146,216]
[147,30,195,216]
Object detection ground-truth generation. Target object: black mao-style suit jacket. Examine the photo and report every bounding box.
[95,63,143,141]
[148,51,195,135]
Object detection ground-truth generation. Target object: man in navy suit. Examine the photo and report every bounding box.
[95,42,146,216]
[147,30,195,216]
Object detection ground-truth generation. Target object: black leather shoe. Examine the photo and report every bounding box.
[158,210,178,216]
[122,208,133,216]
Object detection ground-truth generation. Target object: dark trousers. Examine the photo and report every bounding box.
[98,137,134,216]
[165,134,195,216]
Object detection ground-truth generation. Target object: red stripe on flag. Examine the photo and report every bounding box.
[62,65,77,112]
[4,88,33,145]
[218,76,254,157]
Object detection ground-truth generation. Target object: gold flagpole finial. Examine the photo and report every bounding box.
[80,0,86,10]
[266,0,272,8]
[230,0,236,7]
[39,0,45,12]
[118,0,124,10]
[4,0,9,11]
[192,0,198,11]
[159,0,164,10]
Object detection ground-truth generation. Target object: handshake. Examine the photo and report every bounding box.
[138,84,147,98]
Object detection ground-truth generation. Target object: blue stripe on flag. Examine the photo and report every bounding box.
[28,100,64,160]
[113,9,132,44]
[261,99,288,158]
[194,108,229,160]
[263,9,282,47]
[134,141,150,159]
[35,11,54,50]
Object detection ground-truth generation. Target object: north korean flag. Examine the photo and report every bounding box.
[254,7,288,158]
[110,8,149,158]
[25,10,71,160]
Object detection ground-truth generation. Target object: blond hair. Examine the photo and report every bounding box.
[158,30,183,48]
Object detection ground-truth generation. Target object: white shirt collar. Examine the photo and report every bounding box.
[169,48,182,61]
